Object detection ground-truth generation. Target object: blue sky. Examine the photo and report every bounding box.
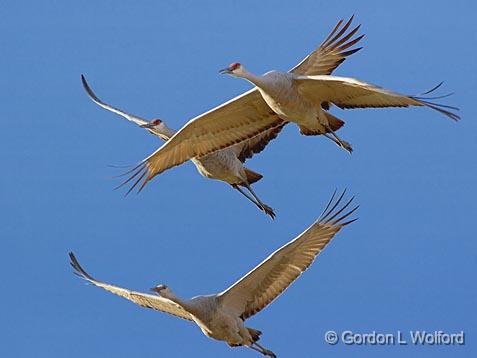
[1,1,475,357]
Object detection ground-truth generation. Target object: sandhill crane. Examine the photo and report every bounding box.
[70,190,358,357]
[119,16,364,193]
[219,67,458,153]
[81,76,283,218]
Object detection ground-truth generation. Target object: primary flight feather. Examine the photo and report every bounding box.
[121,16,364,193]
[82,75,284,218]
[70,190,357,357]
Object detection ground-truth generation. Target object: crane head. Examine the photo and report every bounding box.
[219,62,243,76]
[141,118,163,129]
[150,284,170,296]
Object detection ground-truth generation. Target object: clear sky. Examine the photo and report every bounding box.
[1,1,475,357]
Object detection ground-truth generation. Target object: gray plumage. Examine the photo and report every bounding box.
[120,16,364,194]
[81,75,283,218]
[70,190,358,357]
[221,17,459,152]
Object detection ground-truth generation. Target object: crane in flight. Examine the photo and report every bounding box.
[219,67,458,153]
[81,75,283,218]
[70,190,358,357]
[119,16,364,194]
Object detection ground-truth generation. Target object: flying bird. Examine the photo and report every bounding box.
[81,75,283,218]
[219,67,458,153]
[69,190,358,357]
[120,16,364,193]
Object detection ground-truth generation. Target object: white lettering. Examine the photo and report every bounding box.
[411,331,465,345]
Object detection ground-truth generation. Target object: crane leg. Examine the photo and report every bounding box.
[249,343,277,357]
[232,185,265,210]
[232,184,275,219]
[323,126,353,153]
[242,183,276,219]
[323,133,345,148]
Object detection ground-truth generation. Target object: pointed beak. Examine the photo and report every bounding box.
[140,123,155,129]
[219,67,232,75]
[149,287,158,293]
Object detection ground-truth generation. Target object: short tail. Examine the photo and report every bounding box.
[325,111,345,131]
[243,168,263,184]
[299,112,345,136]
[247,328,263,342]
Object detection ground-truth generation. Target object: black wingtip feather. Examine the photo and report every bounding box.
[320,189,347,222]
[323,16,355,48]
[418,81,444,96]
[341,217,359,226]
[80,74,100,102]
[319,189,337,219]
[319,189,358,227]
[69,252,94,281]
[114,161,150,195]
[325,196,355,224]
[332,205,359,226]
[340,46,363,57]
[410,82,461,121]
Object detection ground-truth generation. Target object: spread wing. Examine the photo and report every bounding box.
[82,75,149,127]
[290,15,364,76]
[81,75,170,141]
[120,89,284,194]
[218,190,358,320]
[294,75,460,121]
[229,122,287,163]
[69,252,193,321]
[119,16,363,192]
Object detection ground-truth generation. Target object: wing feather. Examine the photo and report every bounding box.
[218,190,358,320]
[295,75,460,121]
[82,75,149,127]
[230,122,287,163]
[290,15,364,76]
[120,16,364,191]
[81,75,172,140]
[121,89,284,192]
[69,252,193,321]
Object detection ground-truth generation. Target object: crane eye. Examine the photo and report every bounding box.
[229,63,240,70]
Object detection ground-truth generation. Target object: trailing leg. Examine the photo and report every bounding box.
[248,342,277,357]
[324,125,353,153]
[232,184,275,219]
[242,182,276,219]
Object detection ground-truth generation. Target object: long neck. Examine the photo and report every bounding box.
[160,125,176,139]
[239,68,264,87]
[153,125,177,141]
[162,291,191,311]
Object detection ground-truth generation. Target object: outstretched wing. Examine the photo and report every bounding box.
[120,89,284,193]
[120,16,363,192]
[290,15,364,76]
[229,122,287,163]
[81,75,172,141]
[294,75,460,121]
[82,75,149,127]
[69,252,193,321]
[218,190,358,320]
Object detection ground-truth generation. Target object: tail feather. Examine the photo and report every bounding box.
[325,111,345,131]
[247,328,263,342]
[299,125,322,136]
[299,112,345,136]
[243,168,263,184]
